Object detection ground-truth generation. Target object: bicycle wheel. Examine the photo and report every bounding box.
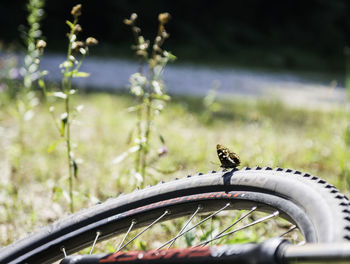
[1,167,349,264]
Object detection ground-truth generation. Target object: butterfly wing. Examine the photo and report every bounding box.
[217,144,240,168]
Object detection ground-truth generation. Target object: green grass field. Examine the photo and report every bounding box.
[0,92,349,245]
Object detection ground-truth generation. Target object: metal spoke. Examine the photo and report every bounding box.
[61,246,67,258]
[279,225,297,237]
[161,205,202,250]
[201,206,257,247]
[115,220,137,252]
[89,231,101,255]
[195,210,279,247]
[116,210,169,253]
[157,203,231,249]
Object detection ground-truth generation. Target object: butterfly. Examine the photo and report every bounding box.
[216,144,241,168]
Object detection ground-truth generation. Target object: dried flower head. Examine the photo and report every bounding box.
[124,13,138,26]
[161,31,170,39]
[36,39,46,50]
[155,36,162,44]
[130,13,138,21]
[124,19,133,26]
[136,50,148,58]
[158,12,171,24]
[69,55,76,62]
[71,4,82,17]
[72,41,85,51]
[154,54,162,63]
[85,37,98,46]
[132,26,141,34]
[73,24,82,34]
[153,44,162,53]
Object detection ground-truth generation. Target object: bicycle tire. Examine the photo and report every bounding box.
[1,167,349,264]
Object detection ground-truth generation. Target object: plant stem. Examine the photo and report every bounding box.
[65,94,74,212]
[62,17,77,213]
[135,107,142,173]
[140,84,152,182]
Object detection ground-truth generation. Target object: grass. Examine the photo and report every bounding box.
[0,91,349,245]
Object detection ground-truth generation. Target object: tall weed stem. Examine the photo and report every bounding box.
[123,13,175,186]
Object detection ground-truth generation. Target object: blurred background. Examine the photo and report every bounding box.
[2,0,350,104]
[2,0,350,72]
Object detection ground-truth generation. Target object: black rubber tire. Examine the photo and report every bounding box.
[1,167,349,264]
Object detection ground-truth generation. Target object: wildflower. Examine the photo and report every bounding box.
[152,80,162,94]
[161,31,170,39]
[124,19,133,26]
[73,24,82,34]
[130,13,138,21]
[153,44,162,53]
[130,85,143,96]
[69,55,76,62]
[71,4,82,17]
[136,50,148,58]
[158,13,171,24]
[155,36,162,44]
[158,146,168,157]
[79,48,87,55]
[85,37,98,46]
[72,41,85,50]
[36,39,46,50]
[130,73,147,86]
[132,26,141,34]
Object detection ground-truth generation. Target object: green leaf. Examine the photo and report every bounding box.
[105,243,115,253]
[168,53,177,61]
[52,186,63,199]
[151,94,171,101]
[38,79,45,89]
[164,51,177,61]
[60,122,65,137]
[159,134,165,144]
[134,239,147,251]
[125,104,143,112]
[72,71,90,78]
[66,20,74,29]
[40,70,49,77]
[48,140,62,153]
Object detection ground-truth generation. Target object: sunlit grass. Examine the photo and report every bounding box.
[0,91,349,245]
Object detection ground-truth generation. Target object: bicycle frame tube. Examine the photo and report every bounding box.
[284,243,350,263]
[60,239,350,264]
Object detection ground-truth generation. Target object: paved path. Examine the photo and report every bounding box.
[40,53,348,108]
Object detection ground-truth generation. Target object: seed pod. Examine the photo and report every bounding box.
[158,12,171,24]
[85,37,98,46]
[73,24,82,34]
[130,13,138,21]
[124,19,133,26]
[72,41,84,50]
[71,4,82,17]
[36,40,46,50]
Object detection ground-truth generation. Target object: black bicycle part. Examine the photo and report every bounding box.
[0,167,349,264]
